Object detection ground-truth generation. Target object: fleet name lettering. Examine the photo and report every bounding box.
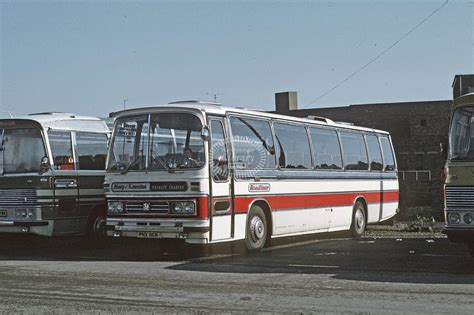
[112,183,150,192]
[248,183,271,192]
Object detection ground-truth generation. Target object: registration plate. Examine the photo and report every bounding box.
[137,231,162,239]
[0,210,7,217]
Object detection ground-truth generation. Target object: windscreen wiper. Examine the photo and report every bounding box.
[120,156,141,175]
[0,147,4,176]
[0,132,4,175]
[150,150,181,174]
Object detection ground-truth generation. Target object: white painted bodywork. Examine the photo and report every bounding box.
[104,101,399,244]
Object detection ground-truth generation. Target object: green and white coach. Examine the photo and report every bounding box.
[0,112,110,237]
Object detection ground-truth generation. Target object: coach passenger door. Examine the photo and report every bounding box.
[49,130,80,234]
[365,134,385,222]
[209,117,233,241]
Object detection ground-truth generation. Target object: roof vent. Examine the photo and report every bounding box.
[306,115,334,125]
[335,121,354,126]
[168,100,222,106]
[29,112,76,118]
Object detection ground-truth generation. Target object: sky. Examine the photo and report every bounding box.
[0,0,473,118]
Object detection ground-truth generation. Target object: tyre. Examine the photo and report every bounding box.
[245,205,268,252]
[350,201,366,238]
[86,210,107,243]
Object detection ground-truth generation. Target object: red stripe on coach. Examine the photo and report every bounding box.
[233,191,399,213]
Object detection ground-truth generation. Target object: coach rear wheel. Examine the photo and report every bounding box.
[245,205,267,252]
[350,201,366,238]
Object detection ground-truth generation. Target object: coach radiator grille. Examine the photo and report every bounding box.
[446,186,474,208]
[125,201,169,214]
[0,189,38,207]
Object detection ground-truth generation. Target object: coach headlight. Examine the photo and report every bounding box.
[27,209,35,219]
[108,201,124,213]
[448,212,461,224]
[16,209,28,219]
[170,201,195,214]
[170,202,184,214]
[183,202,195,214]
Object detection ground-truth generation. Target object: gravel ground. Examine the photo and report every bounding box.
[0,232,473,314]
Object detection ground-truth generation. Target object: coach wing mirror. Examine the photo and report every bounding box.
[39,156,50,174]
[440,142,448,159]
[201,125,210,141]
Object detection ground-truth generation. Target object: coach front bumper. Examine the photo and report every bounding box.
[442,226,474,243]
[0,219,51,235]
[106,218,210,244]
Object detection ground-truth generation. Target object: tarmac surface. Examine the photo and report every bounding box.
[0,229,473,313]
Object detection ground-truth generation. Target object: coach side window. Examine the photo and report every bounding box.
[380,136,396,171]
[310,128,343,170]
[229,116,276,170]
[274,123,312,169]
[365,134,383,171]
[340,131,369,171]
[210,120,229,181]
[75,132,108,170]
[49,131,74,170]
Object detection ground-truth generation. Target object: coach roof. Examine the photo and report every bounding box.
[109,101,390,135]
[0,112,110,133]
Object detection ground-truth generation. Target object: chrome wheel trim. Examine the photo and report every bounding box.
[354,208,365,234]
[249,215,265,244]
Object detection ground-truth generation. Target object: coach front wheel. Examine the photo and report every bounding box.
[86,210,107,242]
[350,201,366,238]
[245,205,267,252]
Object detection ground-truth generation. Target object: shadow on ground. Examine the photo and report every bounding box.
[1,232,474,284]
[0,231,345,261]
[168,236,474,284]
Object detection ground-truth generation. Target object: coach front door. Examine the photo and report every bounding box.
[209,117,233,241]
[49,131,80,234]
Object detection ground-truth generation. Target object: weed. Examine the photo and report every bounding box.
[406,215,436,233]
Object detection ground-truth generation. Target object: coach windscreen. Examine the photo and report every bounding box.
[0,127,46,175]
[108,112,205,173]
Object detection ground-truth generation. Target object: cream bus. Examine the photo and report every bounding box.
[105,101,399,251]
[443,92,474,256]
[0,113,110,237]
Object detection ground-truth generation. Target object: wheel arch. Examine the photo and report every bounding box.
[85,202,107,234]
[353,196,368,223]
[87,202,107,219]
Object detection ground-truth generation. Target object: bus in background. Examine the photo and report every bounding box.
[443,92,474,256]
[0,113,110,238]
[105,101,399,251]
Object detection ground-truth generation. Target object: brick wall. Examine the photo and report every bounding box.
[275,100,452,220]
